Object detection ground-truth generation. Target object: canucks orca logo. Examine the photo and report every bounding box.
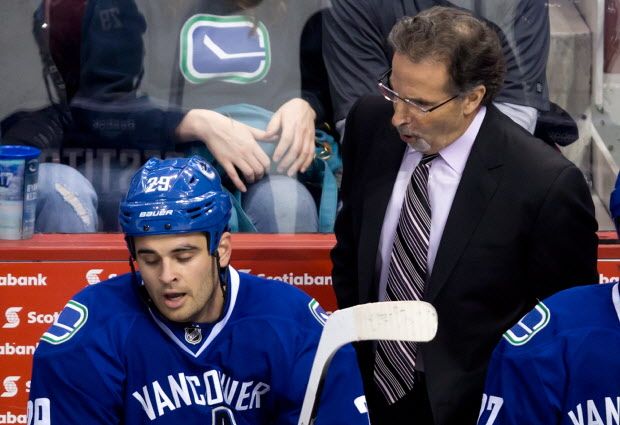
[502,302,551,346]
[184,326,202,345]
[180,14,271,84]
[41,300,88,345]
[196,160,216,180]
[308,299,328,326]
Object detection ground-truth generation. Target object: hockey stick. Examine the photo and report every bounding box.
[298,301,438,425]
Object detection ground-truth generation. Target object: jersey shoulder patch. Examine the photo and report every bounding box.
[502,301,551,346]
[308,299,328,326]
[40,300,88,345]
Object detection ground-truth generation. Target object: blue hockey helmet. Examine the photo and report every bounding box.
[119,156,232,255]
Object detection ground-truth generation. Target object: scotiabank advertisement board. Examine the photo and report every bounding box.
[599,259,620,283]
[1,233,619,424]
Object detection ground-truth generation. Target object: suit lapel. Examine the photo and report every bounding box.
[358,124,406,303]
[426,106,505,302]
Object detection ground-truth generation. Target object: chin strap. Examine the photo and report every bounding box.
[213,250,228,299]
[128,254,154,309]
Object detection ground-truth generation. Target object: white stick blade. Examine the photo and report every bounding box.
[298,301,438,425]
[342,300,438,343]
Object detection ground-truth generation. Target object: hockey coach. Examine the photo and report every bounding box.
[27,155,369,424]
[331,6,598,425]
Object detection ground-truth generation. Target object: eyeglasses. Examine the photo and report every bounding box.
[377,69,460,114]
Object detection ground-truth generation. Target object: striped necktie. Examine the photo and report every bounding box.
[374,153,439,404]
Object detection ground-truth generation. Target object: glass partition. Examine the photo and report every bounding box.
[0,0,617,234]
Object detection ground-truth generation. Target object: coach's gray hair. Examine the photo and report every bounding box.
[388,6,505,106]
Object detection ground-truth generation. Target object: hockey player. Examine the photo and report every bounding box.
[477,178,620,424]
[27,155,368,424]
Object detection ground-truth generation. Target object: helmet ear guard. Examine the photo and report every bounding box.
[119,156,232,255]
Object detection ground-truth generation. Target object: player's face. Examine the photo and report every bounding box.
[389,52,484,154]
[133,232,232,323]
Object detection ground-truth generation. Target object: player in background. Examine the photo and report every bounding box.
[27,155,368,425]
[477,178,620,424]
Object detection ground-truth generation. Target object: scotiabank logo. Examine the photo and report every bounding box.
[599,273,620,283]
[0,343,37,356]
[85,269,118,285]
[1,308,59,329]
[0,377,19,398]
[0,411,28,424]
[243,269,333,286]
[86,269,104,285]
[0,273,47,286]
[2,308,22,329]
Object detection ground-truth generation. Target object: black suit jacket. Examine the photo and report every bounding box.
[331,96,599,425]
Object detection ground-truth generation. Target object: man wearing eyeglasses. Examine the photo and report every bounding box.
[323,0,549,141]
[330,7,598,425]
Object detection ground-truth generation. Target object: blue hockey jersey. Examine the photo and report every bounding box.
[28,267,368,424]
[478,283,620,425]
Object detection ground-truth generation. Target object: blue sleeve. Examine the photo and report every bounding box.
[477,340,565,425]
[28,296,125,424]
[274,297,368,425]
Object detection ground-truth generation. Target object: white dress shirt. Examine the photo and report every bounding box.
[376,106,487,301]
